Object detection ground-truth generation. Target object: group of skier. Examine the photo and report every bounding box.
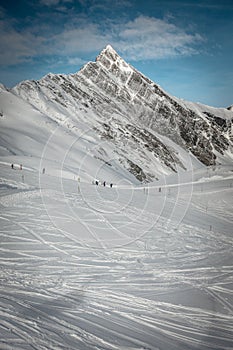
[94,179,113,188]
[10,163,113,188]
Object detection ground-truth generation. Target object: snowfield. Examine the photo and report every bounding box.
[0,160,233,350]
[0,45,233,350]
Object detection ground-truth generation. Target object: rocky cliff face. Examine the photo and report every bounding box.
[94,46,232,165]
[12,45,232,182]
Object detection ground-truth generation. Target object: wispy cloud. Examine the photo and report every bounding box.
[67,56,86,65]
[0,12,204,67]
[87,0,132,13]
[114,16,204,60]
[0,20,44,65]
[40,0,73,6]
[48,23,111,54]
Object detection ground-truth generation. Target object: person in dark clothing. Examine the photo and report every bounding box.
[11,164,14,169]
[110,183,113,188]
[103,181,106,187]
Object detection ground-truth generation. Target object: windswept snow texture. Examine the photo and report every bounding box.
[0,45,233,350]
[0,161,233,350]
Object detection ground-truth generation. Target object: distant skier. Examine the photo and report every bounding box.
[110,183,113,188]
[42,168,45,174]
[103,181,106,187]
[20,164,22,170]
[95,180,99,185]
[11,164,14,169]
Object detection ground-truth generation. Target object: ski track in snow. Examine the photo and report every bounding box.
[0,165,233,350]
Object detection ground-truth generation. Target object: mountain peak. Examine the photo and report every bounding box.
[105,44,117,54]
[96,44,121,64]
[101,44,119,56]
[95,44,133,76]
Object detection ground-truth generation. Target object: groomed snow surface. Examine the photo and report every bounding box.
[0,159,233,350]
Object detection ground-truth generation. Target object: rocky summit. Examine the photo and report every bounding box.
[11,45,233,182]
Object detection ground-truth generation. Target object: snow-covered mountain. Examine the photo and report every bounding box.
[1,45,233,183]
[1,46,233,350]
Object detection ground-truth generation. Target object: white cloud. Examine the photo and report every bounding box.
[67,56,86,65]
[46,15,203,61]
[0,13,204,66]
[49,24,111,54]
[114,16,204,60]
[40,0,73,6]
[88,0,132,13]
[40,0,60,6]
[0,21,44,65]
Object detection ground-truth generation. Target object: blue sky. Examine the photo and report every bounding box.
[0,0,232,107]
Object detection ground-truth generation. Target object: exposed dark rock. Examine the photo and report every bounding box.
[126,158,147,183]
[12,45,233,182]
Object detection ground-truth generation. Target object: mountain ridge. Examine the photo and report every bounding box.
[2,44,233,183]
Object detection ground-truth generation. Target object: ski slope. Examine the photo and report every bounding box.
[0,161,233,350]
[1,54,233,349]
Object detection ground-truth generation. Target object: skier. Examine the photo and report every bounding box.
[11,164,14,169]
[110,183,113,188]
[103,181,106,187]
